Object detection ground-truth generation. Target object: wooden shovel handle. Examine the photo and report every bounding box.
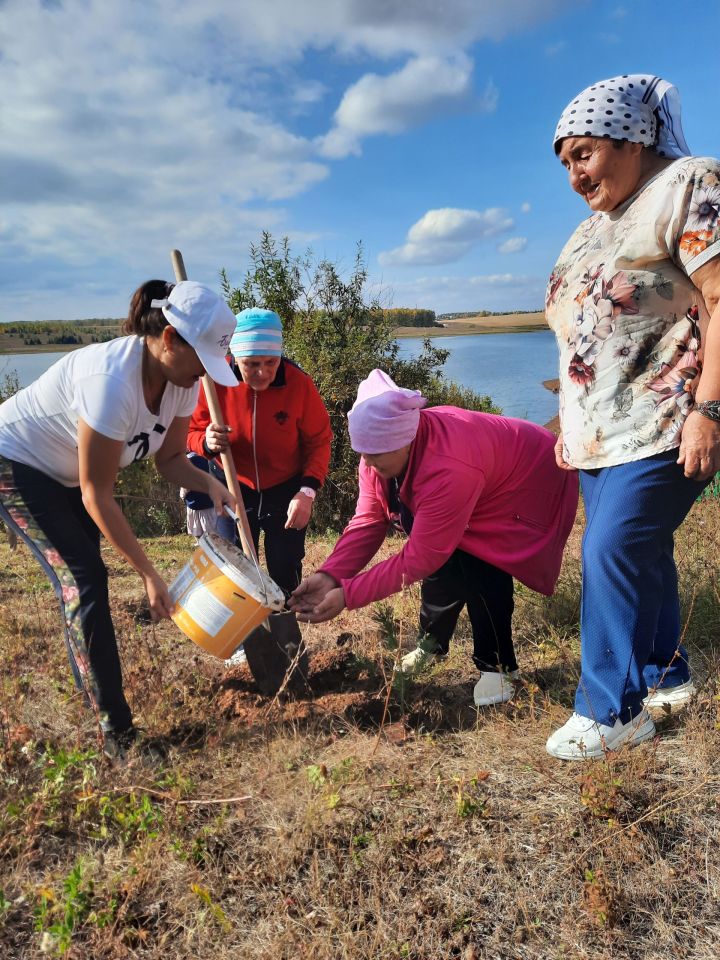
[170,249,258,561]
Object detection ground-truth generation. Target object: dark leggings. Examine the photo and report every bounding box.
[0,456,132,733]
[419,549,517,673]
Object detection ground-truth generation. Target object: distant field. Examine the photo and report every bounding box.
[394,311,547,338]
[0,320,123,354]
[0,340,86,355]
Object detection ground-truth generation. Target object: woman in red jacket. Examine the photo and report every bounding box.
[186,308,332,596]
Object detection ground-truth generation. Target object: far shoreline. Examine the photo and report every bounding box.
[394,311,547,338]
[2,311,549,354]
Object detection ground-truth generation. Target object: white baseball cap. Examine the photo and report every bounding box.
[151,281,237,387]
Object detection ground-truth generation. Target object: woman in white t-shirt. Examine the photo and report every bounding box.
[544,75,720,760]
[0,279,238,759]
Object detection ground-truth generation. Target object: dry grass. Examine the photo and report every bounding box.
[0,501,719,959]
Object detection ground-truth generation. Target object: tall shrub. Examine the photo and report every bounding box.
[221,233,498,530]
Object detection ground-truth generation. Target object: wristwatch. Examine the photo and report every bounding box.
[299,486,317,500]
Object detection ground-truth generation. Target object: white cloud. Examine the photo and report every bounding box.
[379,207,514,266]
[318,55,487,159]
[498,237,528,254]
[521,202,532,213]
[0,0,577,320]
[214,0,579,59]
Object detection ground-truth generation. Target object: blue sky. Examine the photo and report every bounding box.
[2,0,719,322]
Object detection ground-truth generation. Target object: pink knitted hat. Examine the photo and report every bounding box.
[348,369,427,454]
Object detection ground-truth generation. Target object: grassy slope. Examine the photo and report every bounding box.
[0,502,719,959]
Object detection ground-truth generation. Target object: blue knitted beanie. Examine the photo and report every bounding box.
[230,308,283,357]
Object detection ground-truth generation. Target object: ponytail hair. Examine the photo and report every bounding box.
[123,280,175,336]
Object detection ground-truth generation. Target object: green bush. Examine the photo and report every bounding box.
[0,370,20,403]
[220,233,498,530]
[114,459,185,536]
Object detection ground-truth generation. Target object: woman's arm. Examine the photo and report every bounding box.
[339,463,485,611]
[298,381,333,486]
[77,419,174,620]
[679,257,720,480]
[288,462,389,622]
[316,462,390,582]
[554,431,577,471]
[285,384,334,531]
[154,416,236,513]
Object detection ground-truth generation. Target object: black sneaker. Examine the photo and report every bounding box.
[102,726,138,761]
[102,727,168,767]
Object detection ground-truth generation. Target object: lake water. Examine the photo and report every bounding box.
[0,351,71,389]
[397,329,559,425]
[2,330,561,425]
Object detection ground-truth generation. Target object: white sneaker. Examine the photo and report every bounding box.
[473,670,520,706]
[224,646,247,668]
[546,710,656,760]
[643,679,696,710]
[395,646,443,676]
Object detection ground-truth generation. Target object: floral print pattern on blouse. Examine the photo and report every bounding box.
[546,156,720,468]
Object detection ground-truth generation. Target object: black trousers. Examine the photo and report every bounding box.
[0,457,132,733]
[216,476,306,598]
[419,549,517,673]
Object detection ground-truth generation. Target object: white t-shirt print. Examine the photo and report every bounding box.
[0,336,199,486]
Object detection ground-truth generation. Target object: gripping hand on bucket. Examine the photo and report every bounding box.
[143,570,175,621]
[289,572,345,623]
[207,475,237,516]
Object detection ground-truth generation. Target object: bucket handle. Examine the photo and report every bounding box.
[223,506,270,604]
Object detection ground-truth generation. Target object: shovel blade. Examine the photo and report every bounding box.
[242,611,309,696]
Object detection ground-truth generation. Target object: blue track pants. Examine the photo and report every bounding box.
[576,448,708,725]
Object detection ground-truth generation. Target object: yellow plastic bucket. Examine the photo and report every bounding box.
[169,532,285,659]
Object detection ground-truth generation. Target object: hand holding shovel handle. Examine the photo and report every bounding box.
[170,249,257,561]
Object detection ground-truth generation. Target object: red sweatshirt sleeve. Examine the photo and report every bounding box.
[298,379,333,486]
[186,382,213,457]
[339,458,486,610]
[319,462,390,581]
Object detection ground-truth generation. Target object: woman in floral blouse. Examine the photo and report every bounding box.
[545,74,720,760]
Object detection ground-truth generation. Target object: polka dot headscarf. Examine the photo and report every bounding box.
[553,74,691,159]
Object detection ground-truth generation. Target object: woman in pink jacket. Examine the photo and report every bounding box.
[290,370,579,706]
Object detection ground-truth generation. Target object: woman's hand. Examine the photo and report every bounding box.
[143,570,175,621]
[294,586,345,624]
[288,572,338,618]
[207,475,236,516]
[78,420,176,622]
[554,432,577,471]
[677,410,720,480]
[285,492,313,530]
[205,422,231,455]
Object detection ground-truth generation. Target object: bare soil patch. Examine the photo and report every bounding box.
[1,507,719,959]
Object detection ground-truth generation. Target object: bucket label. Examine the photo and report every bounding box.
[176,583,234,637]
[169,564,197,604]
